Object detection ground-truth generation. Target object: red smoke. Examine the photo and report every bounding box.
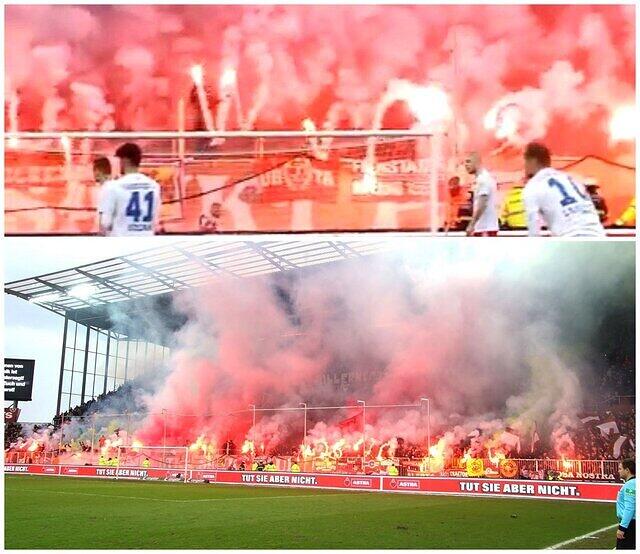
[5,5,635,157]
[131,249,589,457]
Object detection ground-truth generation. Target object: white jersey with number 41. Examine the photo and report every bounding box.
[523,167,605,237]
[99,173,161,236]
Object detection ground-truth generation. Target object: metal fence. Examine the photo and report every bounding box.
[5,449,621,480]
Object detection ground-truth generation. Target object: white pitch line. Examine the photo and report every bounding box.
[5,487,355,504]
[546,523,618,549]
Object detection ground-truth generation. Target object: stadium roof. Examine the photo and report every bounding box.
[4,239,390,323]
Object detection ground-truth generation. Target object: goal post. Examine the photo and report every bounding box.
[115,445,189,482]
[5,130,448,235]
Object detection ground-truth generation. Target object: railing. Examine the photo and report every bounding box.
[5,450,622,480]
[595,395,636,410]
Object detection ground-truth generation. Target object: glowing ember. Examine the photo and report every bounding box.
[302,118,316,132]
[189,65,204,87]
[331,439,346,459]
[60,135,72,165]
[189,64,215,132]
[429,439,445,460]
[300,443,314,459]
[302,117,329,160]
[609,105,636,142]
[484,102,522,142]
[376,441,391,461]
[352,163,378,195]
[317,438,330,459]
[241,439,255,455]
[405,83,453,127]
[220,67,237,90]
[189,435,216,459]
[7,92,20,148]
[488,448,506,466]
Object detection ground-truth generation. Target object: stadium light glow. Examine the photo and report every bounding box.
[609,105,636,142]
[68,284,99,300]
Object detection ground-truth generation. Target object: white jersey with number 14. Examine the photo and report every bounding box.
[99,173,161,236]
[523,167,605,237]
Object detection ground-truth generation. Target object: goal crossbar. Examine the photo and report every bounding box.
[6,130,433,140]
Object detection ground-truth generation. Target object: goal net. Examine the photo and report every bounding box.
[115,445,189,472]
[5,131,449,235]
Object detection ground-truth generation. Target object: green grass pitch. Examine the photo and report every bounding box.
[4,475,617,549]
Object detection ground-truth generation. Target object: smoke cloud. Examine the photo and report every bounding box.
[5,5,635,157]
[112,241,633,459]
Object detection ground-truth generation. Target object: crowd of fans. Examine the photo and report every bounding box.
[573,409,635,461]
[8,367,634,468]
[53,380,144,430]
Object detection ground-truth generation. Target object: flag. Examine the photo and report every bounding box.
[502,430,521,454]
[580,415,600,425]
[4,406,20,423]
[499,458,519,479]
[613,436,628,458]
[466,458,485,477]
[338,411,363,433]
[596,421,619,437]
[530,422,540,454]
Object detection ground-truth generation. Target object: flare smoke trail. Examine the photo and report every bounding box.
[5,5,635,157]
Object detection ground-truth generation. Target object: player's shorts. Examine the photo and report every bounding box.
[473,231,498,237]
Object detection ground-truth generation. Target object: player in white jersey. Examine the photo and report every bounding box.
[523,142,605,237]
[93,157,115,235]
[98,143,161,236]
[464,152,499,236]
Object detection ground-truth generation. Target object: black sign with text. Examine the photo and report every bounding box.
[4,359,35,401]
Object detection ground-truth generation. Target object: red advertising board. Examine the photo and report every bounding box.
[382,476,619,502]
[207,470,381,491]
[4,464,59,475]
[4,465,618,503]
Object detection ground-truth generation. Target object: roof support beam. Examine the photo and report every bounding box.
[249,242,299,272]
[174,246,239,279]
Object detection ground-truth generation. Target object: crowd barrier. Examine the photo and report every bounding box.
[5,464,619,503]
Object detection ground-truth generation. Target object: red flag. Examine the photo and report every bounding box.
[5,406,21,423]
[338,411,363,433]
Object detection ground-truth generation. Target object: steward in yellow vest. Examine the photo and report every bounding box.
[500,185,526,229]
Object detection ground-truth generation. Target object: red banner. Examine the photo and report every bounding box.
[382,476,618,502]
[5,464,58,475]
[4,465,618,502]
[211,470,381,491]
